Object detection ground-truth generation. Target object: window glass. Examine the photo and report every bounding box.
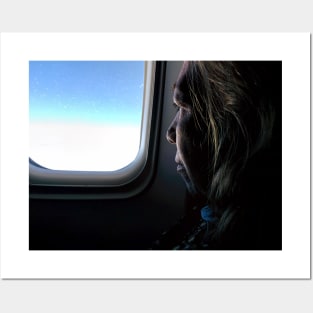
[29,61,145,171]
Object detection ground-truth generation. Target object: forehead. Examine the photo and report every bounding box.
[173,63,189,102]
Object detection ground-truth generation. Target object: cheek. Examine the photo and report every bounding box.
[177,118,207,172]
[175,113,209,196]
[175,117,194,157]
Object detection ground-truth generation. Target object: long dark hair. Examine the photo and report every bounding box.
[185,61,282,246]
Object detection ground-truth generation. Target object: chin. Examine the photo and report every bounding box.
[180,172,207,204]
[185,183,197,196]
[184,182,205,201]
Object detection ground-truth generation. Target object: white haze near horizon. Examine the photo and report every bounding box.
[30,122,141,171]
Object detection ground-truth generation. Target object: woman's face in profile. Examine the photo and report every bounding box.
[166,62,208,201]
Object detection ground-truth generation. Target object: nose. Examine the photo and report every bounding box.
[166,118,176,144]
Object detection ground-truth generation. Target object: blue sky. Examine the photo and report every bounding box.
[29,61,145,126]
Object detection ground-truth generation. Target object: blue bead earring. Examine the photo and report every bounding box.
[200,205,215,232]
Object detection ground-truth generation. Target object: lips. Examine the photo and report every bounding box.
[175,155,185,173]
[175,155,183,171]
[177,163,184,172]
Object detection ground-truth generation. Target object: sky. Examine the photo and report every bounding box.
[29,61,145,171]
[29,61,145,125]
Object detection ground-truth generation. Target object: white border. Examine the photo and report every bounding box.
[0,33,310,279]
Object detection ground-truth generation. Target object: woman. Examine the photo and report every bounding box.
[153,61,282,250]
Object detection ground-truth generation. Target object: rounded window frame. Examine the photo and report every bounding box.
[29,61,165,199]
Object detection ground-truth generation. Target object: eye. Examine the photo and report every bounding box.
[172,102,180,112]
[173,102,192,116]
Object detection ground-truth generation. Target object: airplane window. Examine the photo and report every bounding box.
[29,61,145,171]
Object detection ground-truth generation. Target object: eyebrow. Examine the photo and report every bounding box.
[173,88,185,105]
[173,95,190,111]
[172,82,179,103]
[172,81,190,108]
